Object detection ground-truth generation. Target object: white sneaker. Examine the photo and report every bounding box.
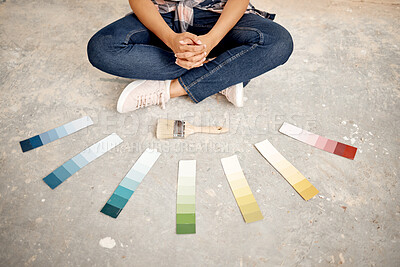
[117,80,171,113]
[219,83,244,107]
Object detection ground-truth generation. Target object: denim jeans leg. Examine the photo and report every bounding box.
[179,13,294,103]
[87,12,187,80]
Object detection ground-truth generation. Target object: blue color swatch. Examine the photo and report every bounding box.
[101,148,161,219]
[43,133,123,189]
[19,116,93,152]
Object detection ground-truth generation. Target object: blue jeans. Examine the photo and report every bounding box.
[87,8,293,103]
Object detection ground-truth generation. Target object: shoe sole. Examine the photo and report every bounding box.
[117,80,146,113]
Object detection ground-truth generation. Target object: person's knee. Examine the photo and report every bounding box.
[87,32,109,69]
[87,33,100,67]
[280,27,294,64]
[272,24,294,65]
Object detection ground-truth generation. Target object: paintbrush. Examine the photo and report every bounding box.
[156,119,229,139]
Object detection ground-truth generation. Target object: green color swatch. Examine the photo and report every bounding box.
[176,160,196,234]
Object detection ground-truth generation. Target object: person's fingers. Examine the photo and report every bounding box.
[191,59,205,68]
[179,38,195,45]
[175,50,205,60]
[175,59,204,70]
[184,32,202,45]
[185,52,207,63]
[175,58,193,70]
[180,43,207,53]
[175,57,205,70]
[178,32,200,46]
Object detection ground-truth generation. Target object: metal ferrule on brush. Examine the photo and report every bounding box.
[173,120,185,138]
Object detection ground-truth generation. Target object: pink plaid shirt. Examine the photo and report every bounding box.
[151,0,274,32]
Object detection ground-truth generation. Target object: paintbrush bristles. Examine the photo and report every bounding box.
[156,119,177,139]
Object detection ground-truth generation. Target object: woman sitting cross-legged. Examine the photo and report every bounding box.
[87,0,293,112]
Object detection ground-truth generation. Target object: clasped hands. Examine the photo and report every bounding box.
[167,32,217,70]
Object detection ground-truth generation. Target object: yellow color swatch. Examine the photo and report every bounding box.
[255,139,319,201]
[221,155,264,223]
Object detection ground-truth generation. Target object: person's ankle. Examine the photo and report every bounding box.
[170,79,187,98]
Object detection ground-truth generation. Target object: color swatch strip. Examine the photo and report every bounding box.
[254,139,319,201]
[279,122,357,160]
[221,155,263,223]
[176,160,196,234]
[101,148,161,218]
[43,133,123,189]
[19,116,94,152]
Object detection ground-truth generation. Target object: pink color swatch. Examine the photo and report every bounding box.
[279,122,357,160]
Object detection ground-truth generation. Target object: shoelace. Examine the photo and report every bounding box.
[136,90,166,109]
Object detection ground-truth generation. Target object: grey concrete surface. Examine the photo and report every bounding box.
[1,0,399,266]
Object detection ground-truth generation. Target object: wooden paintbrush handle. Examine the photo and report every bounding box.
[194,126,229,134]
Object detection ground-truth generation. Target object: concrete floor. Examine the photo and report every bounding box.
[1,0,399,266]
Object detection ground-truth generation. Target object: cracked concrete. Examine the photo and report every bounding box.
[0,0,399,266]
